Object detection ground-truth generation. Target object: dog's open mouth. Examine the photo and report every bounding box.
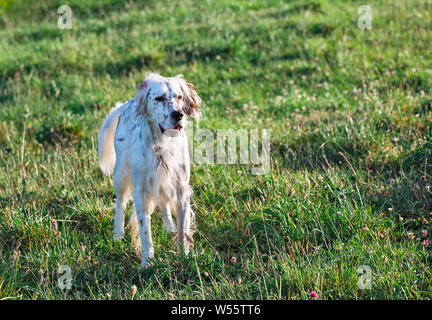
[159,123,183,137]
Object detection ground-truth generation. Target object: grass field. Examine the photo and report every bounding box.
[0,0,431,299]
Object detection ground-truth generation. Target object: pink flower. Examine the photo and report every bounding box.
[310,291,318,299]
[51,219,61,237]
[422,239,429,246]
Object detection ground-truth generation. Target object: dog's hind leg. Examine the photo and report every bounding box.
[113,159,132,241]
[160,204,177,233]
[128,203,139,251]
[133,187,155,267]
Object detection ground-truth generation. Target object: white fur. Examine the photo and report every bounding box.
[98,73,201,266]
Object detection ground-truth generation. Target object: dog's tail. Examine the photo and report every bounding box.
[98,102,123,176]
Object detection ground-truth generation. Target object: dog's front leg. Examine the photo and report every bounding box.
[177,194,193,255]
[133,186,154,266]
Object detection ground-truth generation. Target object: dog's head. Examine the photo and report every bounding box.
[135,73,201,137]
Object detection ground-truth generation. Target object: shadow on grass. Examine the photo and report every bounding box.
[0,53,163,88]
[166,43,235,65]
[1,0,156,28]
[371,133,432,218]
[271,128,432,230]
[93,53,164,77]
[271,132,368,172]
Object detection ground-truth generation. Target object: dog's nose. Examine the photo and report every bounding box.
[171,111,184,121]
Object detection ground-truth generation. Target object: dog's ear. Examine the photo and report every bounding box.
[135,79,151,116]
[176,76,202,120]
[186,82,201,116]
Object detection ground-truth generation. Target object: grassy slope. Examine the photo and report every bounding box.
[0,0,431,299]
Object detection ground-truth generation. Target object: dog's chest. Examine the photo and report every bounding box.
[146,142,188,198]
[153,144,187,176]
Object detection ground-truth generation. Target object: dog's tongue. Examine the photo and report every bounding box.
[163,128,181,137]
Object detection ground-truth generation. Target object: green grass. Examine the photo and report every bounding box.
[0,0,431,299]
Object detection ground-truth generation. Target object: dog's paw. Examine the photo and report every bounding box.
[163,223,177,233]
[140,257,153,268]
[139,250,155,268]
[113,231,124,241]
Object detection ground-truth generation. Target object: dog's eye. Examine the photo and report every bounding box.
[155,96,165,102]
[177,95,183,100]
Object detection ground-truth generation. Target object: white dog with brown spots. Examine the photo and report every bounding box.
[98,73,201,266]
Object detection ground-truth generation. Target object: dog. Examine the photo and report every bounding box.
[98,73,201,266]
